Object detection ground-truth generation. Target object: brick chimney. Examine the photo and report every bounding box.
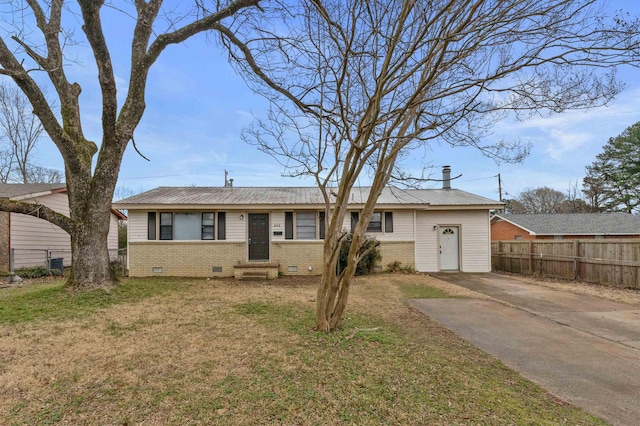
[442,165,451,190]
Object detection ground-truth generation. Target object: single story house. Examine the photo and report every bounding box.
[491,212,640,241]
[0,183,126,272]
[114,170,503,278]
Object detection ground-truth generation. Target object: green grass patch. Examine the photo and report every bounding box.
[399,281,451,299]
[0,277,190,324]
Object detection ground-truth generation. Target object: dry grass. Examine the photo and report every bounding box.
[0,274,604,425]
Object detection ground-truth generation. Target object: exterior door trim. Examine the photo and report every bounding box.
[438,225,460,271]
[248,213,270,261]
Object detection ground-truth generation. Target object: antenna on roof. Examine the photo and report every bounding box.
[224,170,231,188]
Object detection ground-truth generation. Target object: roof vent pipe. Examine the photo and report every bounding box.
[442,166,451,190]
[229,178,233,188]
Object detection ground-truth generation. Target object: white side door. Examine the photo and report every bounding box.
[439,226,460,271]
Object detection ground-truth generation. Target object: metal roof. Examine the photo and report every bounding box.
[114,186,502,208]
[493,213,640,235]
[0,183,66,199]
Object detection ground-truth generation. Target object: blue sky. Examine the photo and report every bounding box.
[21,1,640,202]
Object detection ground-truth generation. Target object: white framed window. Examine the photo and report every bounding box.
[151,211,225,241]
[296,212,317,240]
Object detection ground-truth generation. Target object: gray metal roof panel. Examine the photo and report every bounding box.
[494,213,640,235]
[115,186,502,208]
[0,183,66,199]
[408,188,502,206]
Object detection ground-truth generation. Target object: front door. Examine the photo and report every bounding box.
[248,213,269,261]
[439,226,460,271]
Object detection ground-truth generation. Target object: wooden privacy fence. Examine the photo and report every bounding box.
[491,240,640,289]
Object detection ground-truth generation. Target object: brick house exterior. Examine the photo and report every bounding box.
[491,213,640,240]
[115,180,503,278]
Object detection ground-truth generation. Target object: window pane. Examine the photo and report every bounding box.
[160,213,172,240]
[367,212,382,232]
[296,212,316,239]
[202,213,214,225]
[202,213,214,240]
[174,212,201,240]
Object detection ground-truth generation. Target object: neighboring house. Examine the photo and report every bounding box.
[0,184,126,272]
[114,170,503,278]
[491,213,640,241]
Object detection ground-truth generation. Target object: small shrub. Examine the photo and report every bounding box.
[385,261,416,274]
[50,269,63,277]
[110,260,125,278]
[338,232,381,276]
[13,266,49,279]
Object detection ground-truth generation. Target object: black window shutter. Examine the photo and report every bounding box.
[385,211,393,233]
[319,211,325,240]
[351,212,359,232]
[285,212,293,239]
[147,212,156,240]
[217,212,226,240]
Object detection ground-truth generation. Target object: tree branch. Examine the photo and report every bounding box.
[0,199,74,234]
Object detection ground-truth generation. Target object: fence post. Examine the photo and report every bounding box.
[10,247,14,274]
[572,240,579,280]
[528,241,533,274]
[539,253,543,277]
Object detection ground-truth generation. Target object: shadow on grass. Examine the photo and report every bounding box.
[0,277,191,324]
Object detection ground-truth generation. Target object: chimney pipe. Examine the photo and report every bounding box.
[229,178,233,188]
[442,165,451,190]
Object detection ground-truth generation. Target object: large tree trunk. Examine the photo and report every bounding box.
[68,217,115,290]
[64,148,121,291]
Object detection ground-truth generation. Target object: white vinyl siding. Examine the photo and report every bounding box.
[128,211,148,242]
[10,192,121,268]
[10,193,70,252]
[415,210,491,272]
[225,212,245,241]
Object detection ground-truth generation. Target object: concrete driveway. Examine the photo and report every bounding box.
[408,273,640,426]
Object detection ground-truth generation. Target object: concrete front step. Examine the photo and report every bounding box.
[240,271,269,281]
[233,263,279,280]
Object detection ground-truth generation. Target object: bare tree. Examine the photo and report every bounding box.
[0,146,13,183]
[26,164,64,184]
[228,0,640,330]
[0,83,44,183]
[561,180,590,213]
[0,0,263,290]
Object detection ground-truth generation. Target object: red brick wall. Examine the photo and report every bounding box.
[491,219,534,241]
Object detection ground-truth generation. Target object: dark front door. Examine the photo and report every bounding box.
[248,213,269,261]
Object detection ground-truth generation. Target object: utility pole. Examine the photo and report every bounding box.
[497,173,502,202]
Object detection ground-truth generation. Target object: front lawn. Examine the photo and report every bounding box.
[0,274,603,425]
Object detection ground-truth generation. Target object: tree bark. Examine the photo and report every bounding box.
[68,215,115,290]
